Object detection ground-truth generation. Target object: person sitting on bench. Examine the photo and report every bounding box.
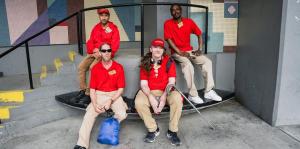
[135,38,183,146]
[164,4,222,104]
[74,43,127,149]
[71,8,120,106]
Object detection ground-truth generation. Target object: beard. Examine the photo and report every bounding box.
[102,56,111,62]
[101,19,108,25]
[172,13,181,20]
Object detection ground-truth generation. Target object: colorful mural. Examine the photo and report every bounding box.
[0,0,137,46]
[0,0,238,53]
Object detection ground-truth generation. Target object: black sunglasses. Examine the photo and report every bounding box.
[100,49,112,53]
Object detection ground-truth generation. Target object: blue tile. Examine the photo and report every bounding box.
[190,12,224,52]
[0,0,10,46]
[208,32,224,52]
[48,0,67,25]
[224,2,238,18]
[111,0,135,41]
[191,12,213,34]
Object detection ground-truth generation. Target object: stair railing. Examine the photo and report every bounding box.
[0,2,208,89]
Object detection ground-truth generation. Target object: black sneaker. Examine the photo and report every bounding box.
[78,95,91,106]
[166,130,182,146]
[144,127,160,143]
[69,90,86,103]
[74,145,86,149]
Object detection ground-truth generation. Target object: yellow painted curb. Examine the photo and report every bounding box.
[0,125,4,128]
[0,106,17,120]
[54,58,63,72]
[0,91,24,102]
[40,65,47,79]
[68,50,76,62]
[0,108,10,119]
[0,90,31,93]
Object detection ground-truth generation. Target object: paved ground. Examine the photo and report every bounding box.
[1,100,300,149]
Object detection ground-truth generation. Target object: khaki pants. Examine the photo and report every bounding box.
[135,90,183,132]
[78,55,100,95]
[77,91,128,148]
[172,52,214,96]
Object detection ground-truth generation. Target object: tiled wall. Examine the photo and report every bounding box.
[190,0,238,52]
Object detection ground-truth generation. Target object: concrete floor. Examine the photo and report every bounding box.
[1,100,300,149]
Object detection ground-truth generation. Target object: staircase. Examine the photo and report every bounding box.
[0,50,84,143]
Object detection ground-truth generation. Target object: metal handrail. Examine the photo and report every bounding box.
[0,2,209,89]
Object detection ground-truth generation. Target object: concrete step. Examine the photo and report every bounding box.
[0,84,81,140]
[0,73,41,90]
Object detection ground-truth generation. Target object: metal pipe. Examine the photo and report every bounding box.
[140,4,144,57]
[205,8,208,54]
[166,84,216,130]
[77,11,83,56]
[25,42,34,89]
[1,2,208,59]
[82,2,207,12]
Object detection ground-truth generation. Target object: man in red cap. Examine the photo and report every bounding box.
[164,4,222,104]
[71,8,120,106]
[135,38,183,146]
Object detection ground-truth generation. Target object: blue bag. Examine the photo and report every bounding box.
[97,117,120,145]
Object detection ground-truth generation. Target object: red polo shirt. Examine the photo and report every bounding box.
[164,18,202,54]
[90,61,125,92]
[140,56,176,91]
[86,21,120,57]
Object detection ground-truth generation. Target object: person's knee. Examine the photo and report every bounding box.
[135,98,147,110]
[169,92,183,108]
[78,64,85,72]
[181,60,193,69]
[175,98,183,108]
[172,98,183,108]
[78,63,88,72]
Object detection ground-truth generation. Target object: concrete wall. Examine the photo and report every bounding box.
[143,0,158,48]
[273,0,300,126]
[235,0,283,125]
[143,0,188,47]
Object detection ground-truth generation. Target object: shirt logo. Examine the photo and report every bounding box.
[105,27,112,33]
[177,22,183,28]
[108,69,116,75]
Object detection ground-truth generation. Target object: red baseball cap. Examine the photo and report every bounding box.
[97,8,110,15]
[151,38,165,48]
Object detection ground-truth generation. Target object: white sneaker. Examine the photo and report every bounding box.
[188,95,204,104]
[204,90,222,101]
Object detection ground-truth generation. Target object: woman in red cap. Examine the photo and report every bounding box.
[135,38,183,146]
